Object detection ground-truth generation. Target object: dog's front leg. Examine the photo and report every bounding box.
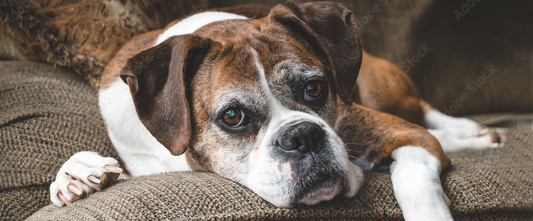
[50,151,123,206]
[335,103,452,220]
[390,146,453,221]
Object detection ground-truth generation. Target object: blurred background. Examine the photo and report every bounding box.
[213,0,533,127]
[2,0,532,125]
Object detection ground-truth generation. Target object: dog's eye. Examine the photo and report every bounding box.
[223,108,244,126]
[304,81,324,101]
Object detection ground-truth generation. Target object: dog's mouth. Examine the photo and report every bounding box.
[297,180,343,205]
[245,157,355,208]
[243,120,363,208]
[293,171,345,205]
[289,162,348,206]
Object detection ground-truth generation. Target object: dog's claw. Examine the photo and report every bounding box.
[478,128,489,136]
[104,165,123,174]
[58,192,71,205]
[67,185,83,195]
[50,152,122,207]
[88,175,101,185]
[487,128,508,145]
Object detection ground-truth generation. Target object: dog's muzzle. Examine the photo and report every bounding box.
[271,121,348,205]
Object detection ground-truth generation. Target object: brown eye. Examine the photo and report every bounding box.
[223,108,244,126]
[304,81,323,101]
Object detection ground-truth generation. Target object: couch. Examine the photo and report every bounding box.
[1,0,532,220]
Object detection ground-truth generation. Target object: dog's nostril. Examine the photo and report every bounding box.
[277,121,326,153]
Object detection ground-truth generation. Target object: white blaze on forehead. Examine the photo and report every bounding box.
[249,48,328,128]
[245,49,363,207]
[250,48,289,116]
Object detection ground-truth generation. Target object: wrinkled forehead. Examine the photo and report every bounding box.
[195,18,327,76]
[194,18,328,113]
[209,46,326,114]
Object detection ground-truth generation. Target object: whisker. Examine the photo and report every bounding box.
[343,142,365,146]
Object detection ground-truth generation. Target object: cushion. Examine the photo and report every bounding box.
[0,61,120,220]
[0,0,199,88]
[1,61,532,220]
[27,126,533,220]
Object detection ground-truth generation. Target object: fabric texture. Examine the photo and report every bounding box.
[1,61,531,220]
[27,124,533,220]
[212,0,533,116]
[1,0,532,220]
[0,0,200,88]
[0,61,120,220]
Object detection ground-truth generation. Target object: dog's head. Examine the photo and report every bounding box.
[120,2,363,207]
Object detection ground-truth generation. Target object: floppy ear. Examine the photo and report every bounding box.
[269,2,363,104]
[120,35,214,155]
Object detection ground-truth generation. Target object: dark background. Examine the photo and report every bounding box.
[211,0,533,117]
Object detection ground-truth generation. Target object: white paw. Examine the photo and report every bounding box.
[428,127,506,152]
[425,110,508,152]
[50,151,123,207]
[391,147,453,220]
[425,110,481,131]
[443,117,481,131]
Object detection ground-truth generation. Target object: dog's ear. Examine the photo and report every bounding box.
[120,35,214,155]
[269,1,362,104]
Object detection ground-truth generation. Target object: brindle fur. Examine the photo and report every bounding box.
[104,2,449,177]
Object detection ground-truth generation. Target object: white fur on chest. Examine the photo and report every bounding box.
[99,12,247,176]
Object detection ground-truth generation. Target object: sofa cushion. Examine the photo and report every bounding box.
[0,0,200,88]
[1,60,532,220]
[0,61,120,220]
[26,125,533,220]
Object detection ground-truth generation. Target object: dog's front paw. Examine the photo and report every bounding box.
[50,151,123,206]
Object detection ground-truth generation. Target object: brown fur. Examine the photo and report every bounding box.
[358,51,426,126]
[99,30,163,90]
[335,100,450,170]
[102,2,450,174]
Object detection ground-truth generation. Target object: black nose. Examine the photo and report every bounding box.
[276,121,326,153]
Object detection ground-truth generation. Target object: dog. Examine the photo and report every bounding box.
[50,2,503,220]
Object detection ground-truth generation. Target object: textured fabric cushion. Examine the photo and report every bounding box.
[0,61,120,220]
[1,61,532,219]
[0,0,199,88]
[211,0,533,116]
[27,126,533,220]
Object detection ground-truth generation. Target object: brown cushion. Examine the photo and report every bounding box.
[27,126,533,220]
[1,61,532,220]
[0,0,199,88]
[0,61,120,220]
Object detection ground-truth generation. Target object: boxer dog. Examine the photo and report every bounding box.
[50,2,503,220]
